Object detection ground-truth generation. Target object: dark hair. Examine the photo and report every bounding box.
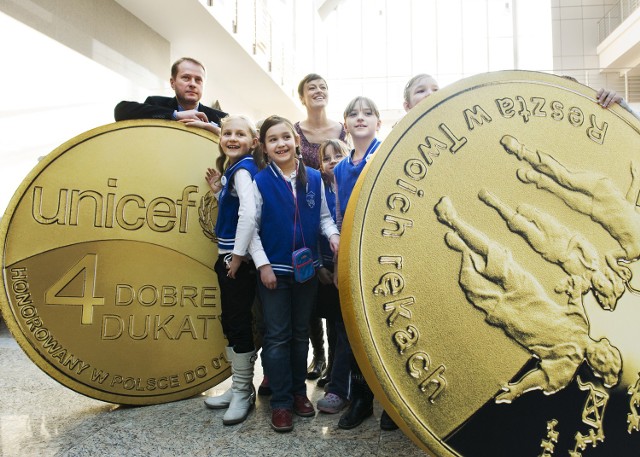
[297,73,327,99]
[259,115,307,190]
[171,57,206,78]
[560,75,579,83]
[215,115,264,175]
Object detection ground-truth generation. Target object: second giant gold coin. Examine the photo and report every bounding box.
[340,71,640,455]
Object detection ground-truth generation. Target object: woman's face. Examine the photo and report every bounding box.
[301,78,329,110]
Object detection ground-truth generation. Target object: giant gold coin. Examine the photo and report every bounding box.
[340,70,640,455]
[0,120,229,405]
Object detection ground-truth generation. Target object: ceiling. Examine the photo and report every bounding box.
[114,0,303,121]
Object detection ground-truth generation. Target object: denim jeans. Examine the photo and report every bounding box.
[325,320,352,400]
[258,275,318,409]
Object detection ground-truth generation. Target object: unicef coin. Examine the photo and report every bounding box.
[339,70,640,455]
[0,120,229,405]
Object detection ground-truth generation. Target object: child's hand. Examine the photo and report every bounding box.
[226,254,243,279]
[259,264,277,289]
[317,267,333,286]
[205,168,222,193]
[595,88,623,108]
[329,234,340,255]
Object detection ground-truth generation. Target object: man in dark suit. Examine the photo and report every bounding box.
[114,57,227,135]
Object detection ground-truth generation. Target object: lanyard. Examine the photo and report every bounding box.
[276,163,307,250]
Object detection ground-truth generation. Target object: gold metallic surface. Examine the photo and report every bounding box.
[340,71,640,456]
[0,120,229,405]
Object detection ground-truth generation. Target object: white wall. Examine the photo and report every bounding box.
[0,13,170,215]
[552,0,622,86]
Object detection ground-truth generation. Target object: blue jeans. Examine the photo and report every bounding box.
[325,320,352,400]
[258,275,318,409]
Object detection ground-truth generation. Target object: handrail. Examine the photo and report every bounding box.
[200,0,295,93]
[598,0,640,43]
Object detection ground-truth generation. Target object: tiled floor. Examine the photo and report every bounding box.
[0,320,427,456]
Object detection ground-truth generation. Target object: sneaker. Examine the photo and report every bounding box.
[271,408,293,432]
[317,392,348,414]
[293,394,315,417]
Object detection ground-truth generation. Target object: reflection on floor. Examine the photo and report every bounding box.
[0,320,427,457]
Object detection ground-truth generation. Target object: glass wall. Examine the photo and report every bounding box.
[202,0,552,131]
[297,0,552,132]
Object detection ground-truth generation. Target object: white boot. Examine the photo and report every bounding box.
[223,349,257,425]
[204,347,234,409]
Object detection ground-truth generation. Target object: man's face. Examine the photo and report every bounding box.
[170,61,205,108]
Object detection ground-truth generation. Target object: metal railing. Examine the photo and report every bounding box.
[558,67,640,103]
[598,0,640,43]
[201,0,295,93]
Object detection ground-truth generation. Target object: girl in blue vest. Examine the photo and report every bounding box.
[332,96,397,430]
[314,139,353,415]
[333,96,381,234]
[248,115,340,432]
[203,115,262,425]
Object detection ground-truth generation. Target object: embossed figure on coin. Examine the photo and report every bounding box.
[434,196,622,404]
[198,192,218,242]
[478,189,625,311]
[500,135,640,287]
[628,373,640,433]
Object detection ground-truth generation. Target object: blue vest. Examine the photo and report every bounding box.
[215,155,259,251]
[334,138,380,217]
[255,163,322,276]
[319,183,336,266]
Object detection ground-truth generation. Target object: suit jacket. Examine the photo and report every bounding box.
[114,96,227,125]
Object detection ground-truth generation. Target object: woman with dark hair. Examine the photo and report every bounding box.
[295,74,348,383]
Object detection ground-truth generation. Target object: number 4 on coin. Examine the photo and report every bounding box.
[45,254,105,325]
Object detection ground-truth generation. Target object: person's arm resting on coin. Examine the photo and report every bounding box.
[596,88,640,121]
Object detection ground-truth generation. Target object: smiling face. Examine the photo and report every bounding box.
[404,75,439,112]
[300,78,329,110]
[262,121,299,173]
[220,117,258,164]
[170,60,205,109]
[344,99,381,141]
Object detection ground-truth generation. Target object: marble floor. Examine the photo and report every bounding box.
[0,319,427,457]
